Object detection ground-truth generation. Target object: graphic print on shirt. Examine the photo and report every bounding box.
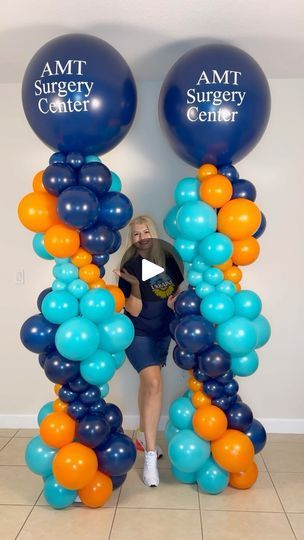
[148,272,175,299]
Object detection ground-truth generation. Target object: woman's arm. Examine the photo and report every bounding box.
[113,268,143,317]
[167,285,182,310]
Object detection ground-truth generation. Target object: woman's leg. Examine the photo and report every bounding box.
[139,365,163,451]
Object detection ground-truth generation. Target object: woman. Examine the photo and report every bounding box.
[113,215,184,487]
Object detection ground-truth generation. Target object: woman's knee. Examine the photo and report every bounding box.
[141,373,162,395]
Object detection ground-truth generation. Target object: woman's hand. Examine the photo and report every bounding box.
[113,268,140,287]
[167,293,178,310]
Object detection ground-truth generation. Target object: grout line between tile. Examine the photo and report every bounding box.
[14,488,44,540]
[197,483,204,539]
[108,485,123,540]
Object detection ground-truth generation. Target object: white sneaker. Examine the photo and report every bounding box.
[135,429,163,459]
[143,450,159,487]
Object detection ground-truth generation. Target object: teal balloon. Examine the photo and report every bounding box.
[80,349,116,385]
[168,429,210,473]
[216,280,237,297]
[169,397,195,430]
[172,466,196,484]
[55,316,100,360]
[234,290,262,320]
[52,280,67,291]
[41,290,79,324]
[252,315,271,348]
[195,281,215,299]
[174,177,200,205]
[183,389,194,400]
[44,475,77,509]
[187,270,203,286]
[164,420,180,443]
[110,171,122,192]
[32,233,53,260]
[192,256,209,273]
[216,316,257,355]
[231,351,259,376]
[176,201,216,241]
[80,289,115,323]
[112,351,126,368]
[54,257,70,264]
[37,401,54,426]
[85,155,101,163]
[99,383,109,397]
[174,237,197,262]
[99,313,135,353]
[200,292,235,324]
[67,279,89,299]
[163,206,179,238]
[203,268,223,286]
[25,436,57,476]
[53,263,78,284]
[196,456,229,494]
[199,232,233,265]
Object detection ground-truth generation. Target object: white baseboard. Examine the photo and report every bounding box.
[0,414,304,434]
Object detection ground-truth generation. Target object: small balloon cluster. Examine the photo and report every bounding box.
[18,153,137,508]
[163,162,271,494]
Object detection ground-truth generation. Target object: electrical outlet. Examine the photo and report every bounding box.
[16,270,25,284]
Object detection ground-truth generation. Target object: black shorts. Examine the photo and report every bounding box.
[126,335,171,373]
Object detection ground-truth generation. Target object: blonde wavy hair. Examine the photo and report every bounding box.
[121,215,166,268]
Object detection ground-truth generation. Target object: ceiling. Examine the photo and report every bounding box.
[1,0,304,83]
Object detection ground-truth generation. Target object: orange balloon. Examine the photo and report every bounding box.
[215,258,233,271]
[235,283,242,291]
[90,278,107,289]
[232,237,260,266]
[192,390,211,409]
[78,471,113,508]
[44,224,80,258]
[218,199,261,240]
[40,412,75,448]
[54,384,61,396]
[53,442,98,490]
[53,398,68,414]
[18,192,59,232]
[193,405,227,441]
[224,265,243,283]
[79,264,100,284]
[106,284,126,312]
[198,163,218,181]
[188,376,202,392]
[211,429,255,473]
[71,248,92,268]
[229,461,258,489]
[32,170,46,193]
[200,174,233,208]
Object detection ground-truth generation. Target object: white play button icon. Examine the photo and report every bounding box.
[142,259,164,281]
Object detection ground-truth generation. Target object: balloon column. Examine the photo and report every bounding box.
[18,34,137,509]
[159,44,271,493]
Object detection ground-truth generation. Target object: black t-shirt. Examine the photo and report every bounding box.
[118,253,184,337]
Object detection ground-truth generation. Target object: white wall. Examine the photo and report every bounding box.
[0,79,303,432]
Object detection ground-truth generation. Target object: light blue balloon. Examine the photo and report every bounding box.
[163,206,180,239]
[52,280,67,291]
[196,456,229,494]
[183,389,194,400]
[231,351,259,376]
[55,316,100,360]
[203,268,223,286]
[99,313,135,353]
[172,466,196,484]
[110,171,122,191]
[41,291,79,324]
[199,232,233,265]
[32,233,53,260]
[187,270,203,286]
[174,237,198,262]
[164,420,180,443]
[200,292,235,324]
[53,263,78,284]
[67,279,89,299]
[184,262,193,271]
[99,383,109,397]
[169,397,195,430]
[38,401,54,426]
[54,257,70,264]
[174,177,200,205]
[195,281,215,299]
[234,290,262,320]
[85,155,101,163]
[112,351,126,368]
[176,201,216,241]
[216,280,237,297]
[216,316,257,355]
[44,475,77,509]
[80,349,116,385]
[252,315,271,348]
[25,436,57,476]
[192,256,209,273]
[168,429,210,473]
[80,289,115,323]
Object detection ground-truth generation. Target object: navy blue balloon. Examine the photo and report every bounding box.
[58,385,78,403]
[96,433,136,476]
[224,379,239,396]
[111,473,127,489]
[253,212,267,238]
[42,164,77,195]
[80,386,101,405]
[197,344,230,378]
[173,346,197,370]
[44,350,79,384]
[38,352,48,369]
[169,317,180,339]
[22,34,137,154]
[66,152,84,169]
[90,399,107,415]
[226,402,253,432]
[68,375,89,393]
[97,192,133,230]
[57,186,99,230]
[212,395,231,411]
[108,231,122,254]
[76,414,111,448]
[203,380,224,399]
[92,253,109,266]
[232,179,257,201]
[67,399,88,421]
[49,152,66,165]
[216,370,234,384]
[193,367,209,383]
[104,403,123,432]
[218,165,239,182]
[80,223,114,255]
[174,289,201,317]
[79,163,112,197]
[245,418,267,453]
[175,315,215,354]
[20,314,57,354]
[227,394,238,407]
[37,287,52,312]
[159,44,271,166]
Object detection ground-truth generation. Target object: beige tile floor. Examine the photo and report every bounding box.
[0,429,303,539]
